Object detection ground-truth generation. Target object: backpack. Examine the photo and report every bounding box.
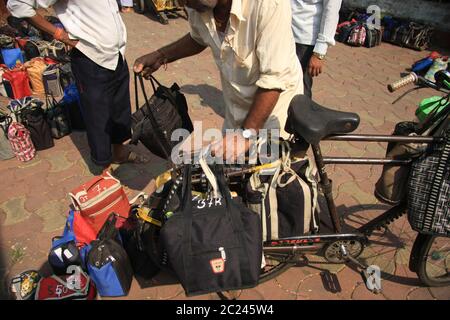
[246,142,319,241]
[7,121,36,162]
[1,66,32,100]
[364,27,382,48]
[25,58,47,94]
[335,21,357,43]
[347,23,367,47]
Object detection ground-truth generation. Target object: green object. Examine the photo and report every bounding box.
[416,96,450,122]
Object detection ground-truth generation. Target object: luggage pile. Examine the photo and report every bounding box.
[336,9,434,51]
[10,170,134,300]
[0,16,84,162]
[9,139,320,299]
[0,85,84,162]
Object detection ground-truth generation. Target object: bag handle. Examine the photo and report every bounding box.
[133,73,173,160]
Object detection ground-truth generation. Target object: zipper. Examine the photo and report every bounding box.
[88,196,123,218]
[76,183,121,209]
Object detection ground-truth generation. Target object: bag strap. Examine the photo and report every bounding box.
[133,73,172,160]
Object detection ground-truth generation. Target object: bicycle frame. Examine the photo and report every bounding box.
[314,133,441,233]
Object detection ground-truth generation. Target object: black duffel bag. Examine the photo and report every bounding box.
[131,74,193,160]
[20,106,54,151]
[46,95,72,139]
[160,160,262,297]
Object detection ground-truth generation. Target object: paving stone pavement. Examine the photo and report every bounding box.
[0,11,449,300]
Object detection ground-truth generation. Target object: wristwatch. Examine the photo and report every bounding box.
[313,52,326,60]
[241,127,257,139]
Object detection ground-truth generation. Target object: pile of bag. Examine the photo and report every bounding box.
[336,9,433,51]
[0,15,73,99]
[8,141,321,298]
[382,16,433,51]
[336,9,382,48]
[11,170,134,300]
[0,85,85,162]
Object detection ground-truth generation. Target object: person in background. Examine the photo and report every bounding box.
[291,0,342,98]
[120,0,134,13]
[7,0,147,170]
[134,0,302,162]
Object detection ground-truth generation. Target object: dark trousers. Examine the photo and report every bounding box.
[295,43,314,98]
[70,49,132,166]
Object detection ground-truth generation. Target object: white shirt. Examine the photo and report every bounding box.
[7,0,127,70]
[188,0,303,138]
[291,0,342,55]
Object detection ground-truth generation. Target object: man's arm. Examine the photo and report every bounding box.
[243,88,281,131]
[134,33,206,78]
[7,0,77,47]
[308,0,342,77]
[313,0,342,56]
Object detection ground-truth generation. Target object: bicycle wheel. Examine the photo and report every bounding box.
[414,233,450,287]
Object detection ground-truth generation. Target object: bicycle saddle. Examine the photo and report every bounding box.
[285,95,360,145]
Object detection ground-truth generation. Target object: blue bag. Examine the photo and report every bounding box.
[86,214,133,297]
[62,83,85,130]
[1,48,24,69]
[48,211,96,275]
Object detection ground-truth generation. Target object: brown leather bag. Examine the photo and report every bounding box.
[375,122,426,205]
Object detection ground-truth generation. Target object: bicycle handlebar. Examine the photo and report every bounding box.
[388,71,450,93]
[388,73,419,92]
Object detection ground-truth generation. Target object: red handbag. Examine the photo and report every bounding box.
[69,170,130,234]
[1,65,32,99]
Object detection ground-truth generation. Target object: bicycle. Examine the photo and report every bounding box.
[131,70,450,296]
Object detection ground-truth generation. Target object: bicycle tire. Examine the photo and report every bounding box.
[413,233,450,287]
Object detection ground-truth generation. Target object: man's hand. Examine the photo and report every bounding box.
[308,55,324,77]
[133,51,166,79]
[59,30,78,48]
[211,132,251,164]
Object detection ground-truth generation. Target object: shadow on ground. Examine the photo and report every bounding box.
[181,84,225,117]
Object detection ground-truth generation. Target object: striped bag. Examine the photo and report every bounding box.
[7,122,36,162]
[246,142,319,241]
[407,128,450,236]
